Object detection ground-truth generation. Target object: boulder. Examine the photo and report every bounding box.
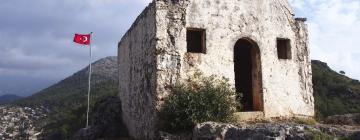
[159,131,192,140]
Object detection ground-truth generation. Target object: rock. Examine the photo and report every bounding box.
[193,122,308,140]
[159,131,192,140]
[72,97,128,140]
[324,113,360,126]
[193,122,360,140]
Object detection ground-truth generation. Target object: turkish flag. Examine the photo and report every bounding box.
[73,34,91,45]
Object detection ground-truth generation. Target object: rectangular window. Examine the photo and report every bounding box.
[187,28,206,53]
[277,38,291,59]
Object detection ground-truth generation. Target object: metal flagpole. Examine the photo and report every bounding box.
[86,32,93,128]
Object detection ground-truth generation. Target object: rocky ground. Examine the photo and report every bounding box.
[2,102,360,140]
[72,96,360,140]
[324,113,360,126]
[191,122,360,140]
[0,105,47,140]
[161,115,360,140]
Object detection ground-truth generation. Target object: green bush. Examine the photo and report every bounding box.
[160,75,240,132]
[294,117,317,125]
[307,130,334,140]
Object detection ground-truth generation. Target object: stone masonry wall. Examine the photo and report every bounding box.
[293,19,315,116]
[118,3,158,139]
[155,0,314,118]
[119,0,315,139]
[154,0,188,107]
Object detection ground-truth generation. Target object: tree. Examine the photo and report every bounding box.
[339,71,345,75]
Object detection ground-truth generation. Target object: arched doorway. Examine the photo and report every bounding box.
[234,38,263,111]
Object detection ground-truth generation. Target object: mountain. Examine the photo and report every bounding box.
[0,94,23,104]
[16,56,118,108]
[14,56,118,139]
[312,60,360,119]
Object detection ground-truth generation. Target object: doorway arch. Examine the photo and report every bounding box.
[234,38,263,111]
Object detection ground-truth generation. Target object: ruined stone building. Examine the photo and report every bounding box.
[118,0,314,139]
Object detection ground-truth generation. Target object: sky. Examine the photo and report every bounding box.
[289,0,360,81]
[0,0,359,96]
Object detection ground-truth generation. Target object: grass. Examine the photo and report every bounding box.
[307,130,334,140]
[294,117,318,125]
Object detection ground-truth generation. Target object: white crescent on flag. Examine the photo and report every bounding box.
[82,36,88,43]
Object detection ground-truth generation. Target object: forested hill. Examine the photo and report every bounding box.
[312,60,360,119]
[13,56,118,139]
[15,56,118,108]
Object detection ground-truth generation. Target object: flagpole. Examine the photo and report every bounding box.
[86,32,93,128]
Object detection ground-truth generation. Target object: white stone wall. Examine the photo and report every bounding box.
[118,3,158,139]
[155,0,314,118]
[119,0,314,139]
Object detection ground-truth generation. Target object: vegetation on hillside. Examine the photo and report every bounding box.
[160,75,240,132]
[14,56,118,139]
[312,60,360,119]
[40,80,118,139]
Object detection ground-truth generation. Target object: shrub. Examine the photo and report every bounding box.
[294,117,317,125]
[307,130,334,140]
[160,75,240,132]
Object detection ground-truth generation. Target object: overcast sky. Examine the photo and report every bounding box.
[0,0,359,96]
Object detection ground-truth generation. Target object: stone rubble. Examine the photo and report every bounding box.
[192,122,360,140]
[0,105,46,140]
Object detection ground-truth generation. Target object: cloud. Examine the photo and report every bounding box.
[0,0,152,96]
[0,0,151,80]
[289,0,360,80]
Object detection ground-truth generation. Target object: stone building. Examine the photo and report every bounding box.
[118,0,314,139]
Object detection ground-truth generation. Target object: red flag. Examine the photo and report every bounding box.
[73,33,91,45]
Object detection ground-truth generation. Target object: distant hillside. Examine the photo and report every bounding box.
[16,56,118,108]
[312,60,360,119]
[0,94,23,104]
[15,56,118,139]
